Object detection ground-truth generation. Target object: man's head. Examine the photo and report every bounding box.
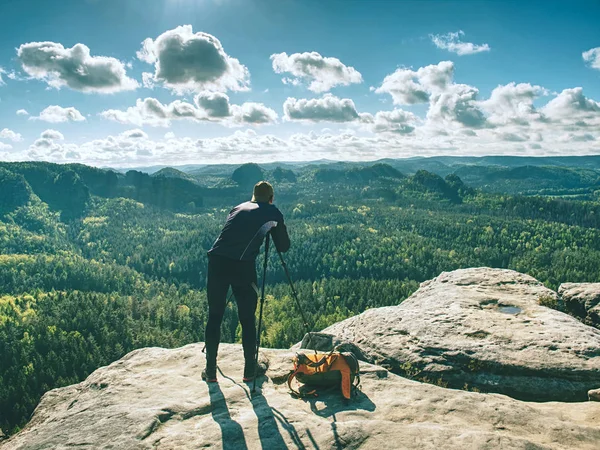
[252,181,274,203]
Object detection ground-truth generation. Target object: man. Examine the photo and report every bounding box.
[203,181,290,382]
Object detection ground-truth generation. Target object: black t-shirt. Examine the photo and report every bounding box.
[208,201,290,261]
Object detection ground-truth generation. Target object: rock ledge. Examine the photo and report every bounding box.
[2,343,600,450]
[323,268,600,401]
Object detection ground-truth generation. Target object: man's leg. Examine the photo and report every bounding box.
[232,281,258,380]
[204,256,230,380]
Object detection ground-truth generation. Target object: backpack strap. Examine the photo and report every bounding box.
[341,352,361,398]
[287,369,317,398]
[297,351,336,369]
[339,365,352,399]
[352,372,361,396]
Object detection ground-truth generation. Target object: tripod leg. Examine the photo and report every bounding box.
[276,249,312,334]
[275,249,317,352]
[252,233,270,393]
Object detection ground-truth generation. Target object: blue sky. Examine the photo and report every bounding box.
[0,0,599,166]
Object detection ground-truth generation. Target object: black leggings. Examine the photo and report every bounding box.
[205,254,258,367]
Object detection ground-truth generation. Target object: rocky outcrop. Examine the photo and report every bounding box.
[322,268,600,401]
[559,283,600,328]
[3,343,600,450]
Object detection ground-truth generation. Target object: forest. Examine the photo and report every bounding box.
[1,158,600,435]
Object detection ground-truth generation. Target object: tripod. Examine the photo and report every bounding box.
[252,232,270,393]
[252,233,312,393]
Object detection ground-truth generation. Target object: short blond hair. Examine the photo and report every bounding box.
[252,181,274,202]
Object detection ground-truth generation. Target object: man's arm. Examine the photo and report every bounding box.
[271,217,290,253]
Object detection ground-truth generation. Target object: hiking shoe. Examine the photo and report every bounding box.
[202,367,217,383]
[243,361,267,382]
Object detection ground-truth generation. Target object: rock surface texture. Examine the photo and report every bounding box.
[323,268,600,401]
[559,283,600,329]
[2,343,600,450]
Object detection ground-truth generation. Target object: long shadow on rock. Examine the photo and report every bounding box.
[271,407,309,450]
[250,377,296,450]
[307,389,376,418]
[208,383,249,450]
[307,390,376,450]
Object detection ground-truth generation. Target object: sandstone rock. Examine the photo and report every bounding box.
[322,268,600,401]
[559,283,600,328]
[2,343,600,450]
[590,389,600,401]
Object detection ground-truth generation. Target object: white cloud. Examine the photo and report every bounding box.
[0,142,12,151]
[101,98,193,127]
[142,72,155,89]
[365,109,420,134]
[430,31,490,56]
[480,82,548,126]
[497,131,529,142]
[12,119,600,167]
[582,47,600,70]
[542,87,600,124]
[0,128,23,142]
[122,129,148,139]
[33,105,86,123]
[376,69,429,105]
[6,71,20,81]
[40,129,65,140]
[231,103,278,125]
[138,25,249,93]
[71,129,286,165]
[28,138,79,161]
[16,109,29,116]
[427,83,487,128]
[0,68,16,85]
[101,96,277,127]
[558,132,596,142]
[375,61,454,105]
[271,52,362,93]
[32,129,67,155]
[17,41,138,93]
[195,91,231,118]
[376,61,486,129]
[282,77,301,86]
[7,51,600,165]
[283,95,361,122]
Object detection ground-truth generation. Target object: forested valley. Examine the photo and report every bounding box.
[1,157,600,434]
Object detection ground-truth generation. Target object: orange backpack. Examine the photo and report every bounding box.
[288,350,360,400]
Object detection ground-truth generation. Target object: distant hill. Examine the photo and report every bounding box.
[0,167,33,215]
[10,157,599,211]
[309,163,404,184]
[0,162,205,214]
[121,170,204,211]
[119,155,600,179]
[405,170,471,203]
[120,156,600,198]
[377,158,455,177]
[454,165,600,195]
[231,163,265,188]
[151,167,197,182]
[272,166,297,183]
[432,155,600,170]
